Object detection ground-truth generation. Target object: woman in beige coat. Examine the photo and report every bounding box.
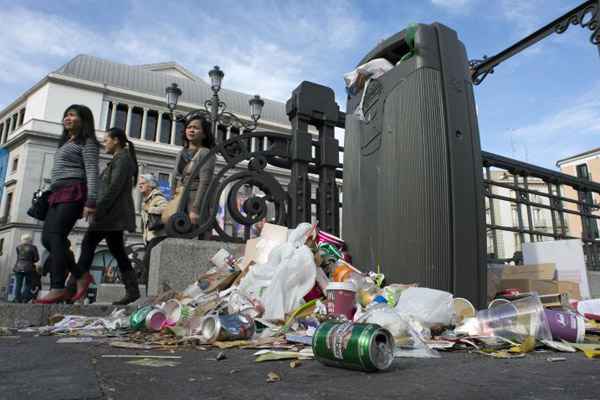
[138,173,168,285]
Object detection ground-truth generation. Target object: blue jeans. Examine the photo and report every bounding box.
[14,272,33,303]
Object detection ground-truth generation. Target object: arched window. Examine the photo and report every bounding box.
[129,107,143,139]
[160,113,172,144]
[145,110,158,141]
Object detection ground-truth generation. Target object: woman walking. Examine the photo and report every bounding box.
[170,115,216,228]
[138,173,167,285]
[13,234,39,303]
[36,105,99,304]
[76,127,139,305]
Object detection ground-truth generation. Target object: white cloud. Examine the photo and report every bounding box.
[431,0,473,12]
[511,83,600,166]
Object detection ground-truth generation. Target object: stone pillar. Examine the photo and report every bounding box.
[125,105,132,136]
[110,102,117,127]
[156,113,163,143]
[141,108,148,140]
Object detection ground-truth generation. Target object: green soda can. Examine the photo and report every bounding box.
[129,305,154,330]
[312,321,395,372]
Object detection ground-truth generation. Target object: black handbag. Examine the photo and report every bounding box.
[147,213,164,231]
[27,189,50,221]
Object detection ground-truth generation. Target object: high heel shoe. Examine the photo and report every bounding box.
[71,272,94,302]
[33,290,71,304]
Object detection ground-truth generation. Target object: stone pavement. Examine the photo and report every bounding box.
[1,334,599,400]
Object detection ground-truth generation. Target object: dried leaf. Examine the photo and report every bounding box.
[266,372,281,383]
[568,342,600,359]
[508,336,536,354]
[476,350,525,359]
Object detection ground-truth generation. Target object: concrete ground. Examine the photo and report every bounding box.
[1,334,599,400]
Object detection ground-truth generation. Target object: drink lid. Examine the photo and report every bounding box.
[326,282,356,292]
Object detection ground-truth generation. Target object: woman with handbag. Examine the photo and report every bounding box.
[167,115,216,231]
[138,173,168,285]
[12,234,39,303]
[35,105,99,304]
[75,127,140,305]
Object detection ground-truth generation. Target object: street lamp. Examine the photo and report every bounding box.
[164,65,264,143]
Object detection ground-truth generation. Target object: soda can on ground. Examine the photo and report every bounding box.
[312,321,395,372]
[201,314,255,343]
[129,305,154,331]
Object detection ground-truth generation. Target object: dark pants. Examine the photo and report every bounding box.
[77,230,133,279]
[42,201,84,289]
[142,236,166,286]
[14,272,32,303]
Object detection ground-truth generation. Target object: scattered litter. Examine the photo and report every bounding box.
[56,337,94,344]
[542,340,577,353]
[266,372,281,383]
[109,341,158,350]
[290,360,302,368]
[126,358,180,368]
[216,352,227,361]
[101,355,182,359]
[547,357,566,362]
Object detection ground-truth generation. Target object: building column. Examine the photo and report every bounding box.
[170,116,177,145]
[125,105,132,136]
[141,108,148,140]
[156,113,163,144]
[110,102,117,127]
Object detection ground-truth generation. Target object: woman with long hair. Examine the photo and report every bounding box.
[170,115,216,227]
[75,127,140,305]
[36,105,99,304]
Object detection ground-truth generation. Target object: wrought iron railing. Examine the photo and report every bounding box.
[482,151,600,270]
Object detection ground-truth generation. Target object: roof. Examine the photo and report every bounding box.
[53,54,290,126]
[556,147,600,167]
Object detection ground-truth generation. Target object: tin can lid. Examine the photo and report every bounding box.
[201,315,221,343]
[326,282,356,292]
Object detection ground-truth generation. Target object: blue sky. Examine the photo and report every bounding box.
[0,0,598,169]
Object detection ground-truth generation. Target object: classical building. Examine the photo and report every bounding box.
[0,54,305,299]
[557,148,600,240]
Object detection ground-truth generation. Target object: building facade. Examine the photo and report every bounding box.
[0,54,306,299]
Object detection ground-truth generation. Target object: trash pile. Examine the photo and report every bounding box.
[18,223,600,372]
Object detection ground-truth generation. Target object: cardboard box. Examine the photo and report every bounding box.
[500,278,581,300]
[501,263,556,280]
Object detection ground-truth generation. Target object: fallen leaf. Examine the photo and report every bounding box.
[267,372,281,383]
[289,360,302,368]
[508,336,536,354]
[476,350,525,359]
[568,342,600,359]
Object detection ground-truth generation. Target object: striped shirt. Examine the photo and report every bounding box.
[50,139,100,207]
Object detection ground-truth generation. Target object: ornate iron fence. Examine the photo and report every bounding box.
[482,151,600,270]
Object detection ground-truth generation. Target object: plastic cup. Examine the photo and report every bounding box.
[475,294,552,341]
[326,282,357,320]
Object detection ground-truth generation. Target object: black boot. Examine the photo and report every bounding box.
[113,270,140,305]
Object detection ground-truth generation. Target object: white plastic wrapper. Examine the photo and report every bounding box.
[238,223,317,321]
[343,58,394,91]
[394,287,454,328]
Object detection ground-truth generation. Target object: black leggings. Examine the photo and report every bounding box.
[42,202,84,289]
[77,230,133,277]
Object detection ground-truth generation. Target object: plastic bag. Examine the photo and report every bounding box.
[343,58,394,94]
[394,287,454,328]
[358,304,439,358]
[238,223,317,321]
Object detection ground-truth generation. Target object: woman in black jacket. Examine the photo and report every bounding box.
[75,127,139,305]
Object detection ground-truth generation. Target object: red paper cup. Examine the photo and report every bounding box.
[326,282,356,320]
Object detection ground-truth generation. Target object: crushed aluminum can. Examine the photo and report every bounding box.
[201,314,256,343]
[312,320,395,372]
[129,306,154,331]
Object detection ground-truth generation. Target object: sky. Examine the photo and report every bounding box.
[0,0,598,169]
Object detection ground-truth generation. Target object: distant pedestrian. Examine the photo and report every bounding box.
[36,104,100,304]
[76,127,140,305]
[137,173,168,285]
[13,234,39,303]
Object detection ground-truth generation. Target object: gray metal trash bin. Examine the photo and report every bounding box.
[342,23,486,307]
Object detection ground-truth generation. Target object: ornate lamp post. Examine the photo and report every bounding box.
[165,66,264,142]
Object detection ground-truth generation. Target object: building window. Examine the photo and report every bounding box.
[129,107,143,139]
[0,123,4,143]
[577,164,590,181]
[4,192,13,221]
[175,119,185,146]
[158,172,170,184]
[115,104,128,131]
[11,114,18,132]
[11,157,18,173]
[145,110,158,141]
[0,238,4,255]
[18,108,25,126]
[105,101,113,130]
[160,113,172,144]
